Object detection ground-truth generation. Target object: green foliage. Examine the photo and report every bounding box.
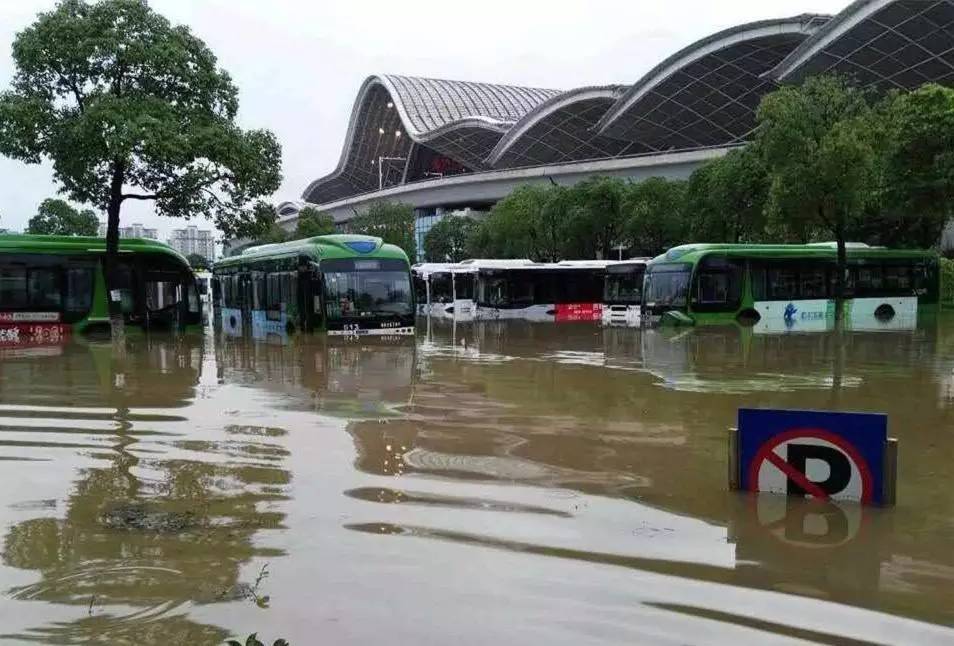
[423,215,478,262]
[347,202,416,259]
[26,198,98,236]
[186,253,208,269]
[941,257,954,308]
[564,176,628,259]
[876,84,954,248]
[622,177,688,256]
[686,147,767,243]
[294,206,335,239]
[757,76,879,245]
[225,634,288,646]
[0,0,282,240]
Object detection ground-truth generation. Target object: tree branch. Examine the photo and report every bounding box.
[121,192,160,201]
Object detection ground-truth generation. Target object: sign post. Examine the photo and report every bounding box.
[730,409,897,507]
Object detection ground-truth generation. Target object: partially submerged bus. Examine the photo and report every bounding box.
[642,243,939,332]
[474,259,612,322]
[0,234,200,347]
[212,234,414,338]
[602,259,649,326]
[412,262,479,321]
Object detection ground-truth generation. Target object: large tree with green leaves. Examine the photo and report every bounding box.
[294,206,335,239]
[563,176,628,259]
[0,0,281,339]
[622,177,688,256]
[757,76,878,318]
[876,83,954,248]
[423,215,478,262]
[347,202,416,260]
[685,147,767,243]
[26,198,99,236]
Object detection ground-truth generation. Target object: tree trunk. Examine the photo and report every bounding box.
[104,160,126,351]
[834,220,848,324]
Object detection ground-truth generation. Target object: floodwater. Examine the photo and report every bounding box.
[1,317,954,645]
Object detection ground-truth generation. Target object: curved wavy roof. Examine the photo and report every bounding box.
[767,0,954,88]
[486,85,648,168]
[302,75,559,204]
[595,15,830,149]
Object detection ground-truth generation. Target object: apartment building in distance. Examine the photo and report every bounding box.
[97,222,159,240]
[168,225,215,261]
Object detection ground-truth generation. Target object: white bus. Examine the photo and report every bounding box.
[602,259,649,326]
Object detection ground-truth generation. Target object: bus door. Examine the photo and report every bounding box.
[298,259,324,333]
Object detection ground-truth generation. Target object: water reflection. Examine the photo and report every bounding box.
[0,334,290,644]
[0,319,953,643]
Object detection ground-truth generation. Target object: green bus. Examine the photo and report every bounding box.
[0,234,201,348]
[212,234,414,338]
[642,243,940,332]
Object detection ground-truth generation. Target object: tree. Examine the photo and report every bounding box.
[26,198,99,236]
[478,185,567,261]
[186,253,208,270]
[876,84,954,248]
[757,76,878,319]
[294,206,335,239]
[622,177,688,256]
[423,215,478,262]
[347,202,416,260]
[685,147,768,243]
[0,0,281,341]
[564,176,628,259]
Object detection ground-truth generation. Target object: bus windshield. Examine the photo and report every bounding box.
[644,263,691,309]
[604,266,644,305]
[322,258,413,320]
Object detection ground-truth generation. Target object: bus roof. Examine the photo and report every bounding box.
[649,243,938,265]
[214,234,409,269]
[0,234,190,264]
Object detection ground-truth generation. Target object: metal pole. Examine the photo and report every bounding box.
[378,156,383,191]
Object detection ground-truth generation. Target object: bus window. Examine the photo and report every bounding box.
[251,271,266,310]
[65,266,94,316]
[454,273,475,300]
[27,268,62,308]
[431,273,452,303]
[604,266,644,305]
[480,272,508,306]
[884,265,912,292]
[644,263,691,309]
[0,265,27,307]
[800,265,828,299]
[854,265,883,296]
[692,256,741,311]
[767,265,798,300]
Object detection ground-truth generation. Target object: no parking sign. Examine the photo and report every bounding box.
[732,409,896,506]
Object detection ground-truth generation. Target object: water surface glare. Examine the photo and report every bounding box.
[1,318,954,645]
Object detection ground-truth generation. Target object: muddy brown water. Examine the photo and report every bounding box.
[1,317,954,645]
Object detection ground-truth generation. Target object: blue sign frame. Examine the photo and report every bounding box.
[738,408,887,505]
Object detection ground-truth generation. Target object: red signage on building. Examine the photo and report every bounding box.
[554,303,603,322]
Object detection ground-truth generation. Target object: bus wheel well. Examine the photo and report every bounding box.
[875,304,896,321]
[737,308,761,326]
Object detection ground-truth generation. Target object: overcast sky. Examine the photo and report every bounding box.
[0,0,848,240]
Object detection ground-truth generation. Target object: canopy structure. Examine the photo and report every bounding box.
[300,1,954,209]
[767,0,954,89]
[487,86,646,168]
[594,15,830,150]
[302,75,559,204]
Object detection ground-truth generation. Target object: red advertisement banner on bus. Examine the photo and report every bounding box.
[554,303,603,322]
[0,323,71,348]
